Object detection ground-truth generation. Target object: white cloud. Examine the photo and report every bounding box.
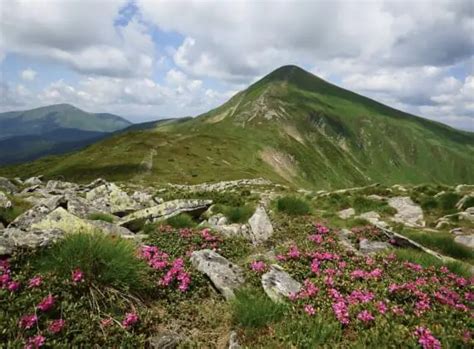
[20,68,37,81]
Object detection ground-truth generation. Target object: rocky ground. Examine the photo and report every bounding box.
[0,176,473,348]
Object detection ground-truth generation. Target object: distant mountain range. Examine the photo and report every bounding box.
[1,66,473,189]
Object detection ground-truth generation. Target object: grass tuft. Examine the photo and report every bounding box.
[87,212,115,223]
[166,213,196,228]
[276,196,310,216]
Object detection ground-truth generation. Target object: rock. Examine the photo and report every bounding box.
[190,249,244,300]
[1,227,64,252]
[211,224,249,238]
[392,184,407,192]
[359,239,391,255]
[450,228,463,235]
[455,184,474,193]
[148,330,182,349]
[36,195,67,210]
[208,213,229,226]
[66,195,102,218]
[261,264,301,302]
[45,180,79,193]
[0,177,18,194]
[86,183,138,215]
[8,205,52,230]
[367,194,385,201]
[247,206,273,244]
[24,176,43,186]
[358,211,388,227]
[88,220,135,238]
[131,191,156,208]
[170,178,272,192]
[31,207,97,234]
[0,192,12,209]
[436,219,451,229]
[335,229,360,255]
[228,331,241,349]
[338,208,355,219]
[454,235,474,249]
[120,199,212,231]
[388,196,425,227]
[459,208,474,222]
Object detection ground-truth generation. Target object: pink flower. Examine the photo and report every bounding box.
[414,327,441,349]
[304,304,316,316]
[439,266,449,274]
[48,319,65,334]
[37,294,55,312]
[71,268,83,283]
[0,273,10,287]
[287,245,301,259]
[122,312,139,329]
[376,301,388,314]
[7,280,20,292]
[24,335,45,349]
[19,314,38,329]
[348,290,374,304]
[391,306,405,316]
[357,310,375,323]
[350,269,367,279]
[28,275,42,288]
[310,259,320,274]
[315,223,329,234]
[332,300,350,325]
[308,234,323,244]
[250,261,267,273]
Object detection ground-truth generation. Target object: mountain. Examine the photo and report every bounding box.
[0,104,132,165]
[1,65,473,189]
[0,103,131,140]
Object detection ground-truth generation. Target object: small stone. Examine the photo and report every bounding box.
[248,206,274,245]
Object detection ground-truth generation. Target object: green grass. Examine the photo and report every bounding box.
[394,248,471,278]
[231,288,288,328]
[166,213,196,228]
[216,205,255,223]
[34,232,150,294]
[0,196,32,226]
[398,229,474,263]
[276,196,310,215]
[87,212,115,223]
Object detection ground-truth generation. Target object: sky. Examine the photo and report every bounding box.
[0,0,473,131]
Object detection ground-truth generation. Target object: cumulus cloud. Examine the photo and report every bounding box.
[20,68,37,81]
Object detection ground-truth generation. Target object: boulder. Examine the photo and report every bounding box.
[358,211,388,227]
[45,180,79,193]
[31,207,97,234]
[8,205,52,230]
[190,249,245,300]
[388,196,425,227]
[208,213,229,226]
[359,239,391,255]
[261,264,301,302]
[148,330,182,349]
[88,220,135,238]
[454,235,474,249]
[0,192,12,209]
[338,208,355,219]
[131,191,156,208]
[0,177,18,194]
[0,227,64,253]
[86,183,138,215]
[335,229,361,255]
[211,224,250,239]
[247,206,273,244]
[120,199,212,231]
[24,176,43,186]
[455,184,474,194]
[459,207,474,222]
[66,195,102,219]
[450,227,463,235]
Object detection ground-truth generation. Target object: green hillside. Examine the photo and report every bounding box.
[1,66,472,189]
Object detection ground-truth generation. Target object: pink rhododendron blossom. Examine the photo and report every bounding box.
[332,300,350,325]
[414,327,441,349]
[376,301,388,314]
[0,273,10,287]
[439,266,449,274]
[310,259,320,274]
[315,223,329,234]
[25,335,45,349]
[7,280,20,292]
[404,262,423,272]
[391,306,405,316]
[304,304,316,316]
[348,290,374,304]
[250,261,267,273]
[28,275,42,288]
[19,314,38,329]
[357,310,375,323]
[71,269,83,283]
[122,312,139,328]
[37,294,55,312]
[48,319,65,334]
[287,245,301,259]
[308,234,323,244]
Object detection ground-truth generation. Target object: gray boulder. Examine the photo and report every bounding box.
[86,183,138,215]
[248,206,273,245]
[454,235,474,249]
[1,227,64,253]
[8,204,52,230]
[0,177,18,194]
[338,208,355,219]
[261,264,301,302]
[31,207,99,234]
[148,330,182,349]
[24,176,43,186]
[190,249,245,300]
[208,213,229,226]
[120,199,212,231]
[359,238,391,255]
[0,192,12,209]
[358,211,388,227]
[388,196,425,227]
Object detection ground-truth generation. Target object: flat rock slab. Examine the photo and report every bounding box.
[120,199,212,231]
[388,196,425,227]
[261,264,301,302]
[190,249,244,300]
[31,207,98,234]
[248,206,273,244]
[359,238,391,255]
[0,228,64,254]
[358,211,388,228]
[338,208,355,219]
[454,235,474,249]
[86,183,138,215]
[8,205,52,230]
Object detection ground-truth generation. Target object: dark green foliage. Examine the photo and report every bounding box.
[438,192,461,212]
[87,212,115,223]
[460,196,474,210]
[276,196,310,215]
[231,288,288,328]
[215,205,255,223]
[35,232,150,294]
[419,196,439,211]
[166,213,196,228]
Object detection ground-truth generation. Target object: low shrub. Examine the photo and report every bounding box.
[224,205,254,223]
[87,212,115,223]
[35,232,150,294]
[438,192,461,212]
[419,196,438,211]
[166,213,196,228]
[276,196,310,216]
[231,288,287,328]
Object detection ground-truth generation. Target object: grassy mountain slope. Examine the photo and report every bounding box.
[1,66,472,189]
[0,103,131,140]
